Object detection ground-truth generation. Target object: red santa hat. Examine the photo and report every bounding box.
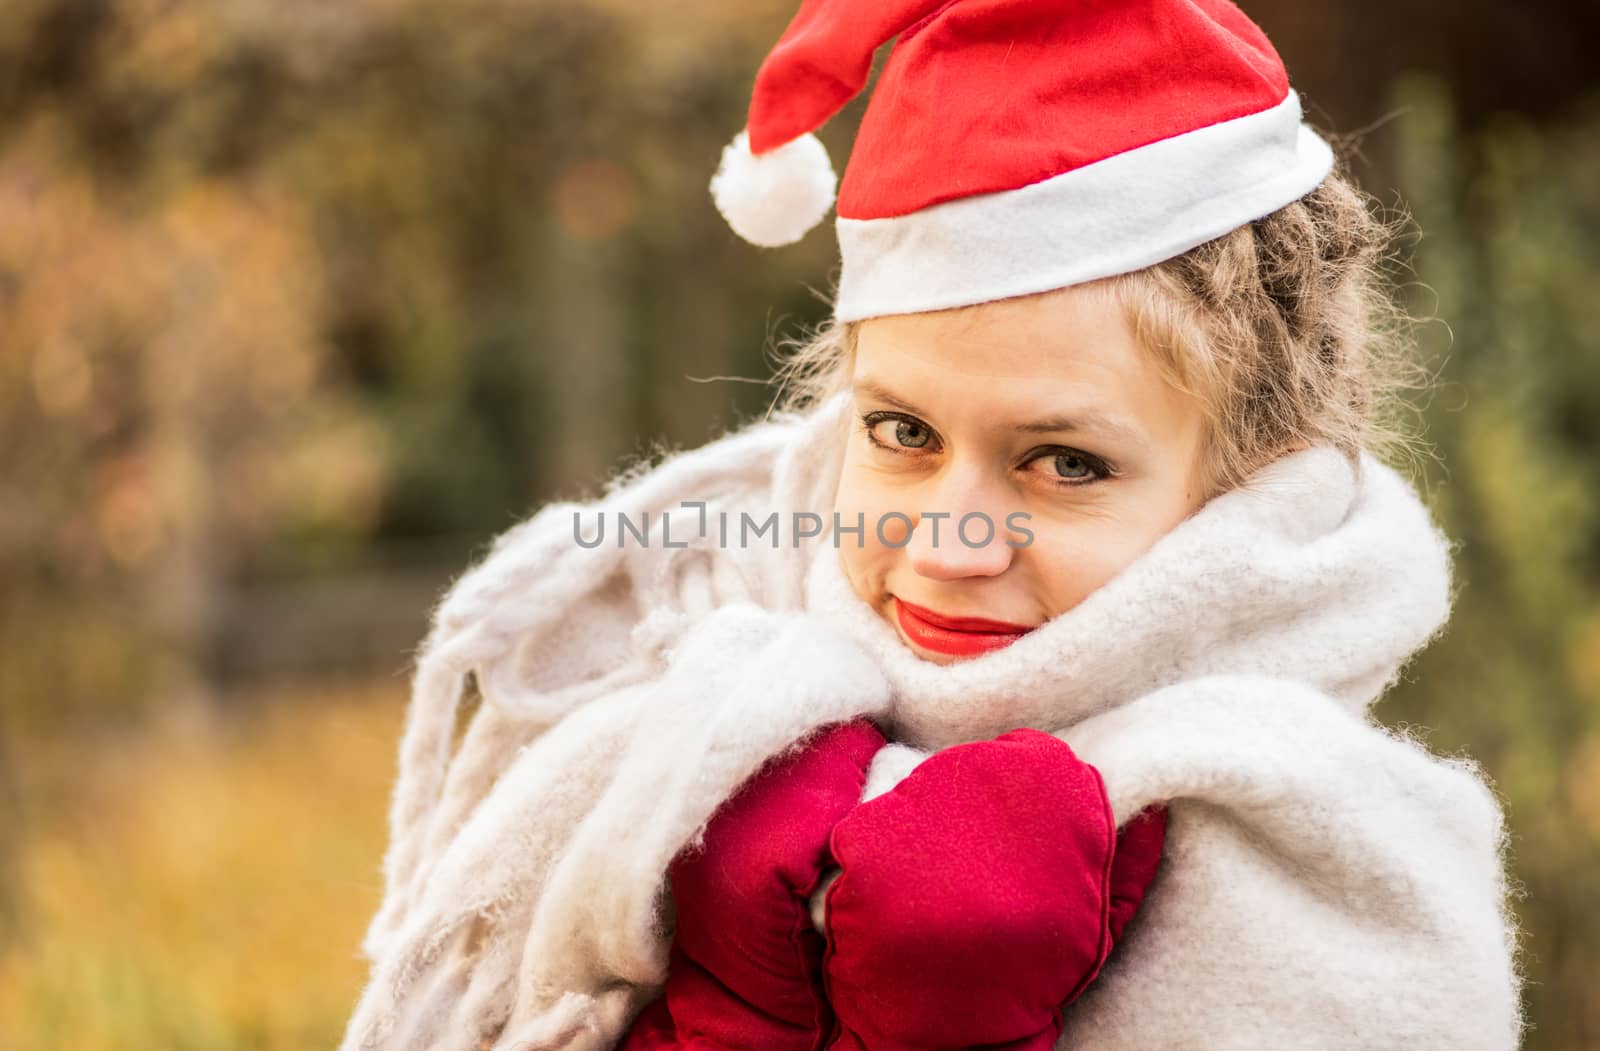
[710,0,1335,324]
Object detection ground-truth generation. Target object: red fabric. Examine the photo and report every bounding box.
[818,729,1169,1051]
[1107,801,1169,946]
[749,0,952,154]
[746,0,1290,219]
[616,717,889,1051]
[617,723,1169,1051]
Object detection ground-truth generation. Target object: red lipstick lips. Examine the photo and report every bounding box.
[892,597,1036,658]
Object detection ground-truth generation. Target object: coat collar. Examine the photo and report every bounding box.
[803,444,1454,750]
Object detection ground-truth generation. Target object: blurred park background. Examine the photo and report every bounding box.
[0,0,1597,1047]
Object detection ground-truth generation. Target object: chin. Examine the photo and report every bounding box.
[908,644,961,666]
[852,571,966,664]
[877,597,962,666]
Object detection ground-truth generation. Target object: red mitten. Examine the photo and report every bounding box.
[1106,800,1168,945]
[618,716,889,1051]
[819,728,1169,1051]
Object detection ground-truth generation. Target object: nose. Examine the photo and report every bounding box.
[900,473,1019,581]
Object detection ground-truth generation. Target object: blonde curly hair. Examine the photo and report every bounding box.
[764,162,1433,500]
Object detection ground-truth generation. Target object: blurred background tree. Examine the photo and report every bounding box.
[0,0,1594,1047]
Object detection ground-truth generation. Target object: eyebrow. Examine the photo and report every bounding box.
[852,377,1150,448]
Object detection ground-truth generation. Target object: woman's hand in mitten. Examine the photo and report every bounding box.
[618,716,888,1051]
[819,728,1169,1051]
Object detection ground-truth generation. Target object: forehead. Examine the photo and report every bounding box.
[849,283,1187,439]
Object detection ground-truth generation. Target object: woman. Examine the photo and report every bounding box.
[339,2,1526,1049]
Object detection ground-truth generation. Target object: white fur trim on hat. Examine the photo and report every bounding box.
[711,130,838,247]
[832,91,1336,322]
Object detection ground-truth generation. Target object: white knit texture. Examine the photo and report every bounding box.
[339,390,1526,1050]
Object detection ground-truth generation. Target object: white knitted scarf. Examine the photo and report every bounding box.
[339,391,1526,1051]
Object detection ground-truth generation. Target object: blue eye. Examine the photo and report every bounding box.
[1027,448,1113,487]
[891,420,932,449]
[860,411,938,452]
[1053,454,1093,479]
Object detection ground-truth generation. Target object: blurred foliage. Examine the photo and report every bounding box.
[1384,75,1600,1049]
[0,0,840,734]
[0,0,1596,1048]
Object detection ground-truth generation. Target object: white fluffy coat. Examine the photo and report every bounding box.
[338,391,1526,1051]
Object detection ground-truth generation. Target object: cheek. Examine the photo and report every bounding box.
[1027,462,1206,613]
[1028,518,1160,612]
[831,458,916,594]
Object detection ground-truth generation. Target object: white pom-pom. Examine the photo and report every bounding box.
[710,129,837,247]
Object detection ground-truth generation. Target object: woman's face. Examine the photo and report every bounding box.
[832,281,1211,664]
